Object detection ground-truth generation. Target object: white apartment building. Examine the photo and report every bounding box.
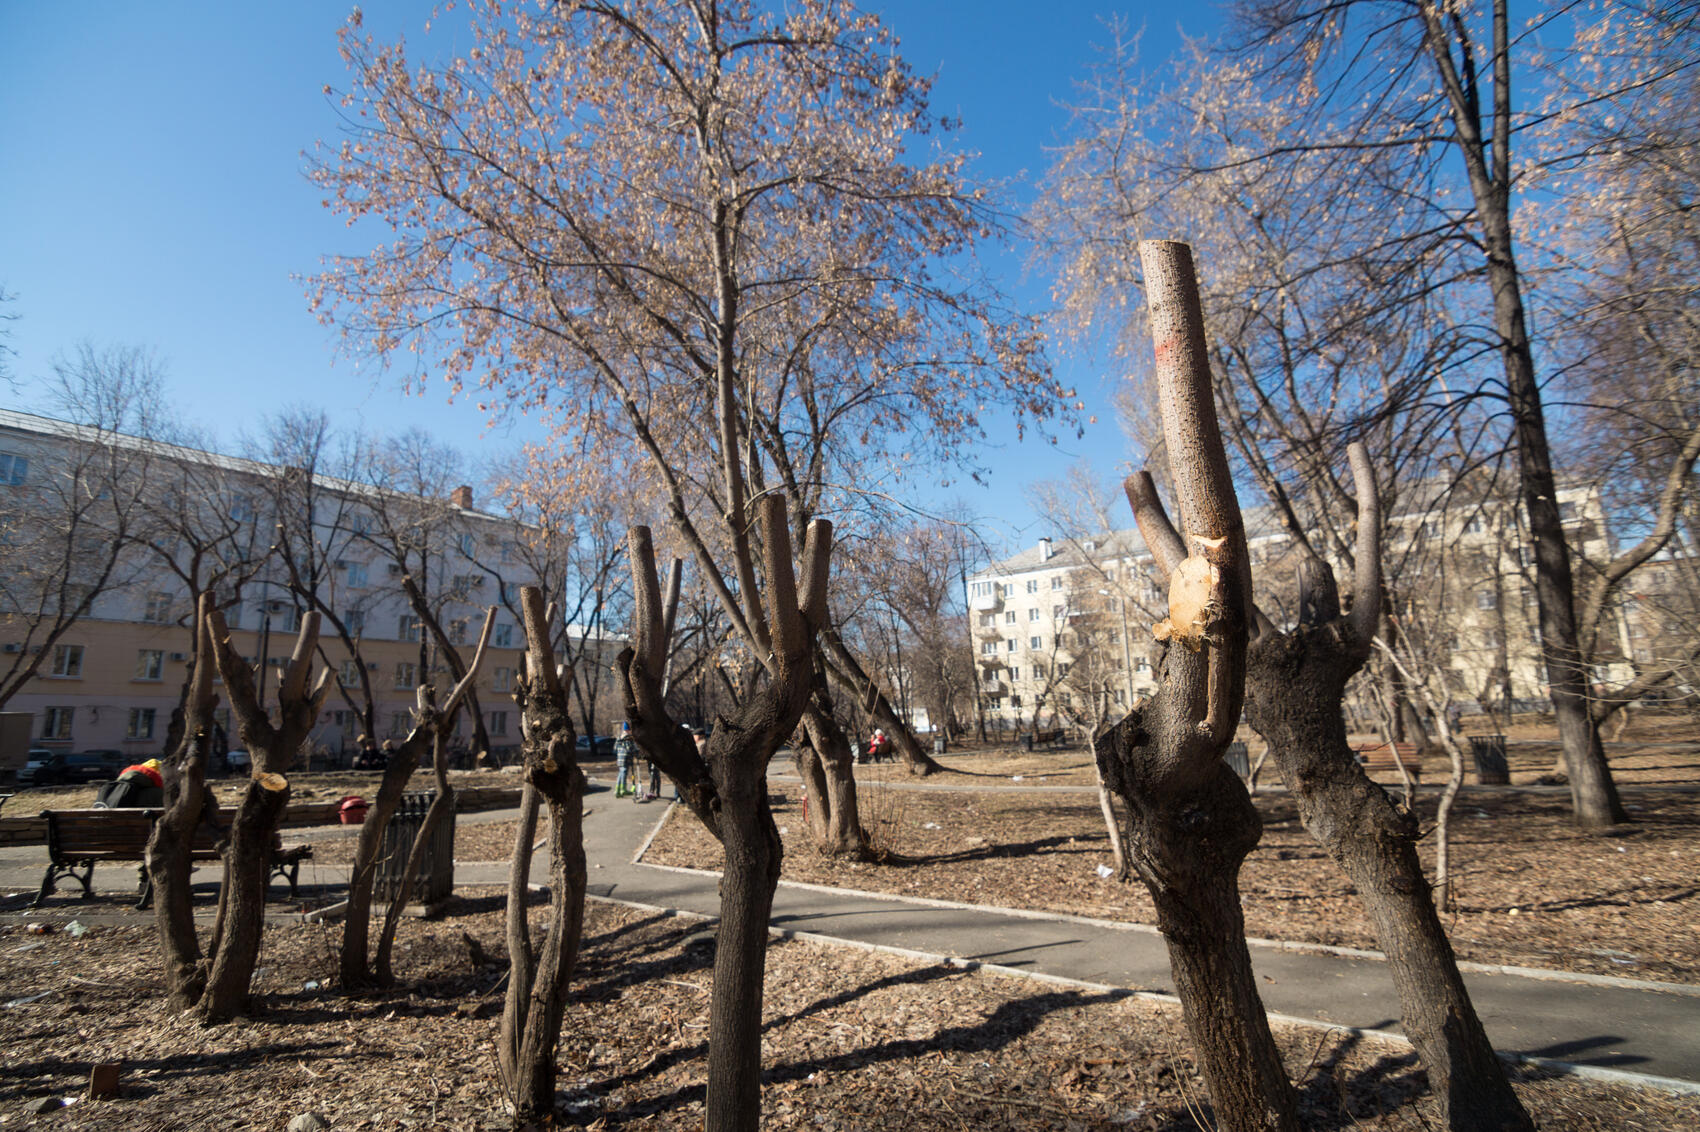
[965,482,1629,734]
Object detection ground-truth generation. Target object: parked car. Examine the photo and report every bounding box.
[574,734,615,759]
[225,749,252,773]
[18,750,123,786]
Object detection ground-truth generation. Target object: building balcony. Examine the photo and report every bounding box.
[975,623,1004,641]
[981,679,1008,697]
[969,590,1004,613]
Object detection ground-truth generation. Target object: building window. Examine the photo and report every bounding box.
[339,660,362,686]
[501,540,516,563]
[1051,575,1064,590]
[493,666,513,692]
[1052,605,1064,618]
[1482,628,1502,649]
[1476,591,1498,611]
[1029,636,1042,650]
[1009,666,1020,681]
[0,451,28,485]
[1004,610,1016,624]
[1010,694,1022,708]
[224,603,242,629]
[489,711,509,737]
[449,618,468,645]
[1464,516,1484,535]
[134,650,164,680]
[343,609,365,636]
[349,512,372,535]
[345,562,368,588]
[979,613,995,628]
[1028,608,1041,621]
[230,496,256,523]
[1136,656,1152,673]
[390,712,410,737]
[1559,500,1578,521]
[459,533,476,557]
[1006,638,1017,652]
[43,707,73,739]
[394,661,417,689]
[50,644,84,677]
[144,592,173,624]
[1026,579,1039,594]
[493,623,514,648]
[398,615,421,642]
[981,641,997,655]
[126,708,156,740]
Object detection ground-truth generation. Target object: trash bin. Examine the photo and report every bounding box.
[339,795,370,824]
[933,734,947,756]
[1468,734,1509,785]
[1222,741,1251,779]
[1023,733,1034,752]
[374,792,455,908]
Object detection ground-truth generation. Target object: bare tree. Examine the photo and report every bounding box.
[198,607,332,1023]
[313,0,1062,852]
[619,505,831,1132]
[499,587,588,1124]
[145,596,223,1011]
[1095,242,1298,1132]
[0,346,161,708]
[1233,444,1533,1131]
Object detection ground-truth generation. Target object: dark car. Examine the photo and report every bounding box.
[18,751,122,787]
[574,735,615,759]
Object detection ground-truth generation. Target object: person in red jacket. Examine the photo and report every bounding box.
[96,758,165,808]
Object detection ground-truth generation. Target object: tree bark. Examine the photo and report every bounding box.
[497,782,541,1091]
[147,597,220,1011]
[199,773,290,1023]
[798,693,869,856]
[501,587,588,1126]
[374,738,455,987]
[340,734,425,988]
[1098,241,1300,1132]
[1246,630,1531,1131]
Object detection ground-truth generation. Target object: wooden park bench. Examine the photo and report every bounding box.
[34,808,312,910]
[1352,741,1422,783]
[1023,729,1069,751]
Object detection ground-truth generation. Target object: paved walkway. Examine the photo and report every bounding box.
[6,782,1698,1089]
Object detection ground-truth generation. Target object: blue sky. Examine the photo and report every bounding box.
[0,2,1205,553]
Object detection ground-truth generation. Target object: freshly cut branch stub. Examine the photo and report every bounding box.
[1156,551,1221,651]
[256,772,289,793]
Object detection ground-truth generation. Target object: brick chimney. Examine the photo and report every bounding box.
[450,484,474,510]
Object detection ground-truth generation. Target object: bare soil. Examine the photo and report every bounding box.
[3,897,1696,1130]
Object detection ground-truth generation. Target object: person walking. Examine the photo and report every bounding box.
[613,722,637,798]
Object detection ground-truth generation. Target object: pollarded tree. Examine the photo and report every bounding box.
[1096,241,1299,1132]
[312,0,1062,850]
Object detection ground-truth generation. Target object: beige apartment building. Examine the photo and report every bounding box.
[1,408,557,763]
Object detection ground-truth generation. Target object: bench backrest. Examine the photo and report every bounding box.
[42,809,223,858]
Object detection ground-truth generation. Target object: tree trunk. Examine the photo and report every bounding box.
[502,586,589,1126]
[374,752,454,987]
[820,629,941,775]
[704,776,783,1131]
[148,604,218,1011]
[199,773,290,1023]
[798,697,868,856]
[1435,0,1625,828]
[1246,630,1532,1132]
[1105,741,1298,1132]
[509,762,586,1122]
[340,739,424,988]
[497,783,541,1092]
